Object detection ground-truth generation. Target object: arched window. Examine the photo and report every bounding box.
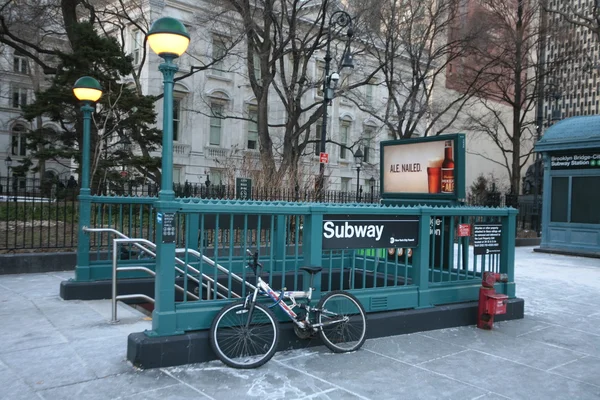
[11,124,28,156]
[362,124,376,163]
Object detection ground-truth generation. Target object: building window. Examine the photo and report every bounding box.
[365,80,375,106]
[11,124,28,156]
[209,103,224,146]
[173,166,182,185]
[362,126,375,163]
[212,35,227,76]
[12,87,27,108]
[173,99,181,141]
[341,177,351,192]
[247,106,258,150]
[314,120,322,156]
[316,61,325,97]
[131,29,143,65]
[252,52,261,84]
[339,118,351,160]
[209,169,223,186]
[13,52,28,74]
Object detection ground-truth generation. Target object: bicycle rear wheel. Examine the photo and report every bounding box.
[210,300,279,369]
[317,290,367,353]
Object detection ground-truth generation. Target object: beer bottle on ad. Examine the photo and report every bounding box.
[441,140,454,193]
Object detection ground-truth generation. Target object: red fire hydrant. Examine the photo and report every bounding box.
[477,272,509,330]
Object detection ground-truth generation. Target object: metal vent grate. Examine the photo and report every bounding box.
[370,296,388,310]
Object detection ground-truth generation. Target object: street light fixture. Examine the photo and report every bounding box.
[147,16,190,200]
[354,147,363,202]
[73,75,103,281]
[317,11,354,200]
[146,17,190,335]
[73,76,103,194]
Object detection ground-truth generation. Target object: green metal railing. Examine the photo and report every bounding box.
[75,196,517,336]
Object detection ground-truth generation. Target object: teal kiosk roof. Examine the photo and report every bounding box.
[535,116,600,152]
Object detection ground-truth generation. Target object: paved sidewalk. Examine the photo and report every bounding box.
[0,247,599,400]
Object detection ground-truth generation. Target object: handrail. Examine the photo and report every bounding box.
[84,227,248,299]
[112,238,199,322]
[86,227,256,310]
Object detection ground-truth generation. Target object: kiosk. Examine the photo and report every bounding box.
[535,116,600,257]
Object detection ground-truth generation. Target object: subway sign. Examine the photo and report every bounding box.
[322,215,420,250]
[550,150,600,170]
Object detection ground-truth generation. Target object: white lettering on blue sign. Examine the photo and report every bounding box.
[322,221,384,242]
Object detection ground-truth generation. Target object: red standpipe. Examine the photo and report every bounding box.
[477,272,509,330]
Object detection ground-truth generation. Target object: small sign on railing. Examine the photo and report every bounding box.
[161,212,176,244]
[236,177,252,200]
[457,223,471,237]
[473,223,502,255]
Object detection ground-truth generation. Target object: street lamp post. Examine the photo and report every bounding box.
[354,147,363,202]
[369,176,375,203]
[317,11,354,200]
[147,17,190,336]
[73,76,103,281]
[4,156,12,196]
[533,84,562,236]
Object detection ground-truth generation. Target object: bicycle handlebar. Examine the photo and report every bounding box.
[245,248,264,276]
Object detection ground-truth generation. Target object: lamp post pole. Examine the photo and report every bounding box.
[317,11,353,200]
[77,102,94,280]
[73,76,103,281]
[147,17,190,336]
[354,147,363,203]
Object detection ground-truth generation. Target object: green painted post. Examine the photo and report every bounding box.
[302,209,324,297]
[149,54,182,336]
[144,17,190,336]
[411,210,433,308]
[500,210,517,297]
[273,215,287,270]
[76,103,94,281]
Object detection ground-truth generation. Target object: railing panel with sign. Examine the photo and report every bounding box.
[75,197,517,334]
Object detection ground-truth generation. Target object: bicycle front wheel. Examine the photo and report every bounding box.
[317,290,367,353]
[210,301,279,369]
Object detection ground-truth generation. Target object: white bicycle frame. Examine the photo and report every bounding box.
[248,275,313,329]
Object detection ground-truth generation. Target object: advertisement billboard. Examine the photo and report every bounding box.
[380,134,465,201]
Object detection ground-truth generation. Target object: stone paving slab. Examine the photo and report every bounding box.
[0,247,598,400]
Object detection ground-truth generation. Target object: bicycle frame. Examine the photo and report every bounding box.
[248,275,313,328]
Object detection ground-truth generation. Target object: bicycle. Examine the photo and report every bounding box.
[209,249,367,369]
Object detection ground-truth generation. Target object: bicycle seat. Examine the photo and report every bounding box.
[299,266,322,275]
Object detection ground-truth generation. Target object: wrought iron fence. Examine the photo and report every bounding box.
[467,192,542,232]
[1,176,540,252]
[0,177,380,252]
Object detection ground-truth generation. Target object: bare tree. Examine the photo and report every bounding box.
[206,0,377,188]
[353,0,492,140]
[461,0,572,194]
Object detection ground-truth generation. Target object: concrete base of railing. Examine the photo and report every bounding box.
[1,252,77,275]
[60,277,156,300]
[127,297,524,369]
[515,238,541,246]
